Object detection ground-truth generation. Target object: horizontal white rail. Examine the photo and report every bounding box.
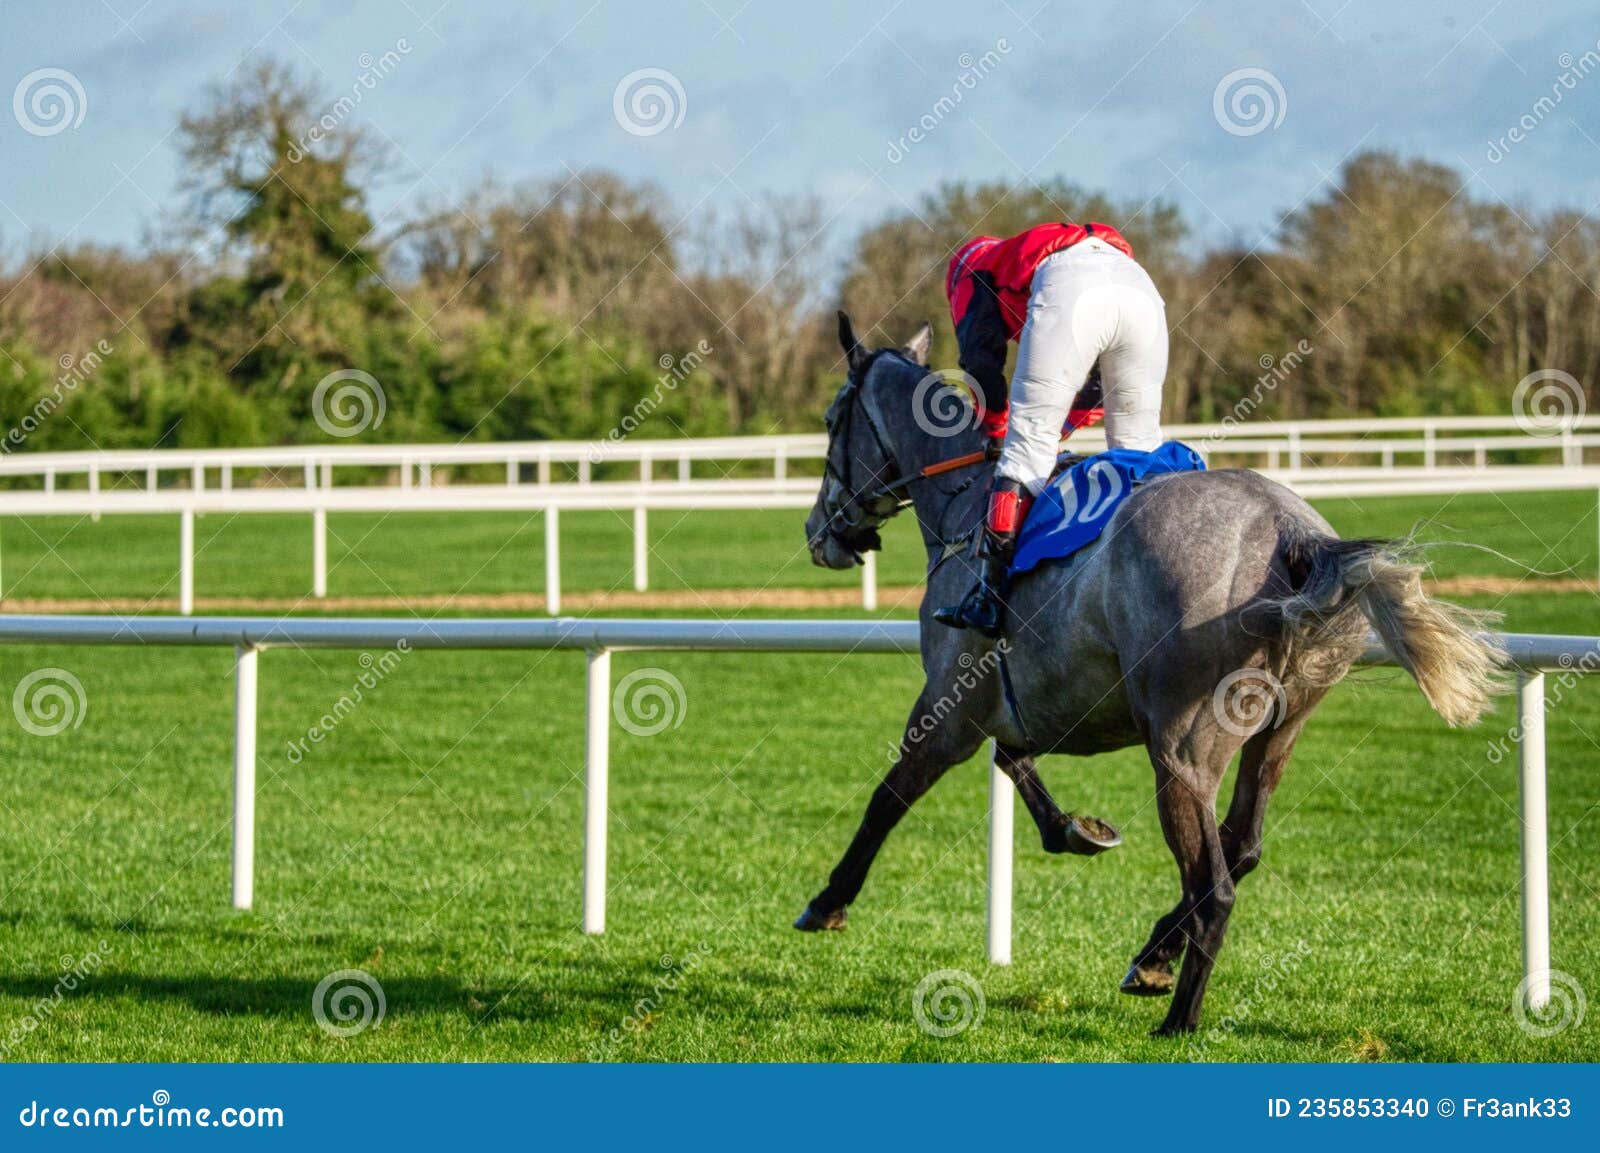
[1,413,1595,487]
[8,467,1600,518]
[0,480,879,615]
[0,614,1581,1012]
[4,468,1598,616]
[0,479,822,515]
[0,615,922,652]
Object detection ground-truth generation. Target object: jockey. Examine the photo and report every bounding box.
[934,221,1170,636]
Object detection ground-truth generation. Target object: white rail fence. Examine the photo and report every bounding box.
[4,465,1600,615]
[3,415,1598,492]
[0,481,834,615]
[0,614,1581,1011]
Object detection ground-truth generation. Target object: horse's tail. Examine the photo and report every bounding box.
[1272,531,1507,727]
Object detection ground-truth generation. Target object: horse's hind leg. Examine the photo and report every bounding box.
[1118,733,1236,1033]
[794,688,986,931]
[1152,752,1236,1035]
[1122,707,1315,998]
[1220,713,1310,882]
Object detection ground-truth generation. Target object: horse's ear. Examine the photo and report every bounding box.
[837,310,868,373]
[903,321,932,366]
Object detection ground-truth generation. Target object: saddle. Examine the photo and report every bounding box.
[1011,441,1207,575]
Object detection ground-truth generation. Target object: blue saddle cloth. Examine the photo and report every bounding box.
[1011,441,1206,575]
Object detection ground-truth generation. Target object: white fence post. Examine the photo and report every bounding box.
[584,648,611,934]
[89,466,100,523]
[232,645,258,910]
[987,738,1013,965]
[545,506,561,616]
[312,509,328,599]
[179,509,195,616]
[861,551,878,611]
[633,506,649,592]
[1518,670,1550,1011]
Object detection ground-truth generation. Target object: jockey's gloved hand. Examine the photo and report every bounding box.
[979,402,1008,459]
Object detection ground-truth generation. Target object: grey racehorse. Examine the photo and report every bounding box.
[798,313,1503,1035]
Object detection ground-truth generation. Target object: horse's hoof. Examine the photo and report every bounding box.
[1152,1018,1196,1037]
[793,903,847,932]
[1044,813,1123,855]
[1119,961,1174,997]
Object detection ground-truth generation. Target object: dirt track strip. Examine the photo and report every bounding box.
[0,576,1590,615]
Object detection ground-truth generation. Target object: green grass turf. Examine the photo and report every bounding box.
[0,489,1595,1061]
[2,486,1598,603]
[0,591,1593,1062]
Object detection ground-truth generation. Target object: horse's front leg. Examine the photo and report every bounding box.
[794,685,986,931]
[995,743,1122,856]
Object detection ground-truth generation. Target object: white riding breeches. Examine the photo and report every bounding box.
[996,239,1170,494]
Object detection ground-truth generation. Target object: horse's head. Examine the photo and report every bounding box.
[804,311,939,569]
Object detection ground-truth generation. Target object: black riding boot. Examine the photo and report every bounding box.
[933,478,1027,638]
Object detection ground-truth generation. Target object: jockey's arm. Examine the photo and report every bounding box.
[953,270,1011,440]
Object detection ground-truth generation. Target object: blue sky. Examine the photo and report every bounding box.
[2,0,1598,262]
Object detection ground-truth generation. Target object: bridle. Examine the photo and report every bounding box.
[817,350,989,555]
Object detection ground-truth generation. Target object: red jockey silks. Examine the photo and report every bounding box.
[946,222,1135,339]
